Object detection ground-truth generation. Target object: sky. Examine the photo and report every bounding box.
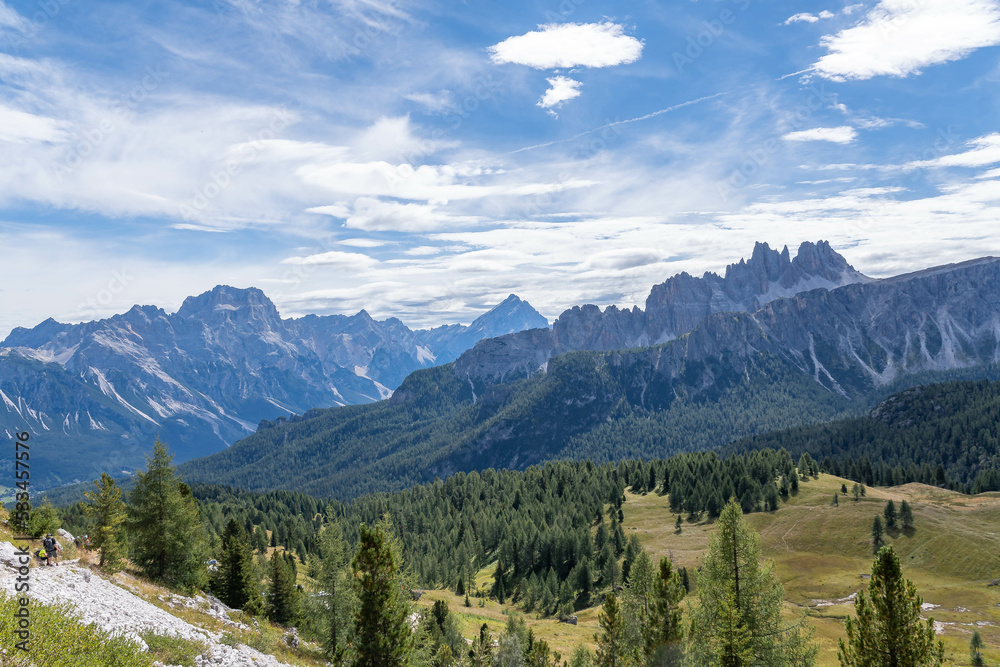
[1,0,1000,337]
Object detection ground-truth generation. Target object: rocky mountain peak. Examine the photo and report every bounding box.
[467,295,549,336]
[176,285,281,325]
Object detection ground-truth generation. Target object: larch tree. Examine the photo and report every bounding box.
[884,501,898,530]
[900,500,915,530]
[318,519,355,663]
[871,516,885,553]
[646,557,685,661]
[352,523,412,667]
[970,630,985,667]
[837,546,944,667]
[595,592,633,667]
[686,499,817,666]
[211,519,262,615]
[127,440,207,590]
[266,550,299,625]
[83,472,127,572]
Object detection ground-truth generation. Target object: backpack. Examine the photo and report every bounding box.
[43,537,55,551]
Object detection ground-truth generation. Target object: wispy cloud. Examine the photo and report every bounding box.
[905,133,1000,169]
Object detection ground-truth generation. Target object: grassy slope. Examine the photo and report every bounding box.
[625,474,1000,666]
[411,474,1000,665]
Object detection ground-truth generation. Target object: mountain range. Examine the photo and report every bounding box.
[0,289,547,489]
[177,241,1000,499]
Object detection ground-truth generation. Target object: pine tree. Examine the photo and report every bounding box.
[970,630,985,667]
[883,501,898,529]
[675,515,683,533]
[595,593,632,667]
[352,523,412,667]
[127,440,207,590]
[266,550,299,625]
[318,520,354,663]
[841,484,848,494]
[211,519,262,615]
[837,546,944,666]
[686,499,817,666]
[27,499,60,539]
[871,516,885,554]
[900,500,915,530]
[83,473,127,572]
[852,483,861,502]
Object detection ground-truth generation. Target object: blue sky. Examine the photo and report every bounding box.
[1,0,1000,337]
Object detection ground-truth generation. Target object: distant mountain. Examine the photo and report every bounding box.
[0,289,547,489]
[179,244,1000,500]
[455,240,870,383]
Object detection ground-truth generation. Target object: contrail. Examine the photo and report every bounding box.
[502,91,730,156]
[777,67,815,80]
[501,69,819,157]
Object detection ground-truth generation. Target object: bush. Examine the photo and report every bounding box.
[0,593,150,667]
[139,632,207,667]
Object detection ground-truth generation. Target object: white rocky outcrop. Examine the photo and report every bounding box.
[0,543,292,667]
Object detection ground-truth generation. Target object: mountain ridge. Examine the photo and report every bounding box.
[454,240,870,383]
[0,288,547,488]
[177,249,1000,499]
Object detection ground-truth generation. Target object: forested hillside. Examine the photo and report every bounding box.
[178,351,1000,500]
[725,379,1000,493]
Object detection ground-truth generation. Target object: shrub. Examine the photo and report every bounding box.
[0,593,150,667]
[139,632,207,667]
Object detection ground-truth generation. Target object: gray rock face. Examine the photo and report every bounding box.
[456,240,871,383]
[0,288,547,487]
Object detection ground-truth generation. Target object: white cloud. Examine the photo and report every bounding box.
[783,126,858,144]
[280,249,378,270]
[319,197,484,232]
[905,133,1000,168]
[843,4,864,15]
[338,238,387,247]
[403,246,442,256]
[0,105,68,143]
[819,10,835,18]
[488,22,643,69]
[537,76,583,112]
[813,0,1000,80]
[785,13,821,24]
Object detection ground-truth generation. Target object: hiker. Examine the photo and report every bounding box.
[36,547,46,563]
[83,535,92,551]
[42,534,59,566]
